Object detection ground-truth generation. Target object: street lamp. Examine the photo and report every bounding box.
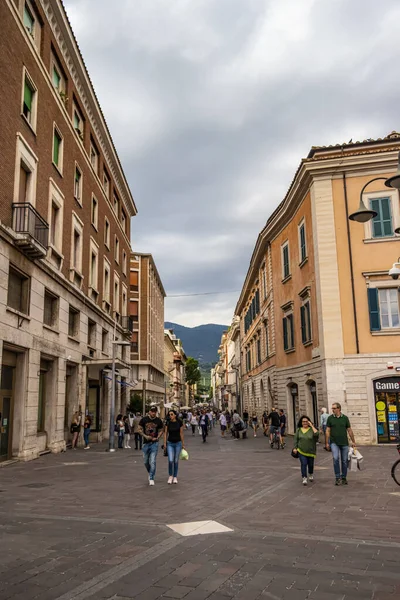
[348,152,400,224]
[108,340,131,452]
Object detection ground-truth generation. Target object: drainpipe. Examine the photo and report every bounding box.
[342,173,360,354]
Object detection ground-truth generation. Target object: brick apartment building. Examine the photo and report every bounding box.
[0,0,137,462]
[129,253,166,408]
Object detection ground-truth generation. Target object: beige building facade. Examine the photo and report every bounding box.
[164,329,188,407]
[236,132,400,444]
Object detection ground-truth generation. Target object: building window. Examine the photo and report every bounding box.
[89,239,99,291]
[130,270,138,292]
[102,328,109,353]
[71,214,83,273]
[22,70,37,130]
[114,274,120,316]
[131,332,138,353]
[52,125,63,173]
[7,265,30,314]
[23,1,42,48]
[103,170,110,198]
[121,209,127,233]
[246,348,251,372]
[68,306,80,338]
[244,290,260,333]
[122,250,127,276]
[91,196,98,229]
[282,242,290,280]
[50,52,66,95]
[90,139,99,174]
[298,220,307,263]
[131,300,138,322]
[104,217,110,249]
[103,259,111,310]
[114,236,119,264]
[18,160,32,203]
[48,182,64,258]
[113,193,119,216]
[73,102,84,138]
[256,338,261,364]
[88,319,96,348]
[262,265,267,299]
[264,319,269,357]
[43,289,59,328]
[300,300,312,344]
[14,136,38,206]
[283,313,294,351]
[122,285,128,317]
[74,164,82,204]
[370,197,393,238]
[369,288,399,330]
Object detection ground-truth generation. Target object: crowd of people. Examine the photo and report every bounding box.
[70,400,357,488]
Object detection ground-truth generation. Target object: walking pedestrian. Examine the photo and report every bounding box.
[207,409,213,431]
[251,413,259,437]
[139,406,164,485]
[116,414,125,449]
[83,414,91,449]
[262,411,269,436]
[225,410,231,430]
[132,412,142,450]
[123,415,131,448]
[70,411,81,449]
[219,411,227,437]
[243,408,249,429]
[268,407,282,447]
[320,407,329,441]
[326,402,356,486]
[232,409,242,439]
[191,412,198,436]
[279,409,286,449]
[199,409,209,443]
[292,415,319,485]
[164,410,185,484]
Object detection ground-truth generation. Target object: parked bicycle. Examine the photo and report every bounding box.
[391,444,400,486]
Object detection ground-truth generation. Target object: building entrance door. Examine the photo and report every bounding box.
[290,384,299,432]
[374,377,400,444]
[0,365,14,462]
[88,383,100,432]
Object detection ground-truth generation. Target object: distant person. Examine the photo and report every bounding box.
[116,414,125,449]
[232,410,242,439]
[320,407,329,440]
[251,413,259,437]
[219,411,227,437]
[70,411,81,449]
[123,415,131,449]
[164,410,185,484]
[83,414,91,450]
[190,412,198,435]
[262,411,269,436]
[268,407,281,447]
[199,409,209,443]
[132,412,142,450]
[279,409,286,449]
[243,408,249,429]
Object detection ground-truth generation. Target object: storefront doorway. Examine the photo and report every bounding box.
[0,365,14,462]
[374,377,400,444]
[88,383,100,432]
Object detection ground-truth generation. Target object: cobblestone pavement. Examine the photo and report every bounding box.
[0,427,399,600]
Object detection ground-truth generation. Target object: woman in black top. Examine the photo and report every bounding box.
[164,410,185,484]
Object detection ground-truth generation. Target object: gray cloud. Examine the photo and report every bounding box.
[65,0,400,326]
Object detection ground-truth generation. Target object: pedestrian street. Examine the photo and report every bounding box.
[0,428,399,600]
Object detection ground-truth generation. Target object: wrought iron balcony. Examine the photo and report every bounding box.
[120,315,134,334]
[12,202,49,259]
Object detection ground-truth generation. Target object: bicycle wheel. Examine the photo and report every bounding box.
[391,459,400,486]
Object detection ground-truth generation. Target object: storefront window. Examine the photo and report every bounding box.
[374,378,400,443]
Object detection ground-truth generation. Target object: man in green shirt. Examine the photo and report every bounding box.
[325,402,356,486]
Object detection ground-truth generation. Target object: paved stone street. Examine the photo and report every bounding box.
[0,428,399,600]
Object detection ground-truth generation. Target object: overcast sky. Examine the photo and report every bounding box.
[65,0,400,327]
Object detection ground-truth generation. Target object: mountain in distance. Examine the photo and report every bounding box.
[164,322,228,365]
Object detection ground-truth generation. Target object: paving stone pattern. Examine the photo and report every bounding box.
[0,428,399,599]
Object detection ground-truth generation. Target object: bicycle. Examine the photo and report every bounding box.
[391,444,400,486]
[270,428,281,450]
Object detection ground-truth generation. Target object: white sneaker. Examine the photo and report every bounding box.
[127,446,131,449]
[168,476,173,484]
[149,480,155,486]
[309,475,314,482]
[302,477,308,485]
[84,446,90,450]
[173,477,178,484]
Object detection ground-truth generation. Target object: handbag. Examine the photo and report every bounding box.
[291,449,298,459]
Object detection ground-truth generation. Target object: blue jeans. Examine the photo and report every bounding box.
[167,441,182,477]
[84,428,90,447]
[118,430,124,448]
[330,443,349,479]
[298,453,314,478]
[142,442,159,480]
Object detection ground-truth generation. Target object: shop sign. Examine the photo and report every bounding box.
[373,377,400,392]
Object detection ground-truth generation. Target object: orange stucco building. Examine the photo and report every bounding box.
[236,132,400,444]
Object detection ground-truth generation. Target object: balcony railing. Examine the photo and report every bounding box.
[120,315,134,334]
[12,203,49,259]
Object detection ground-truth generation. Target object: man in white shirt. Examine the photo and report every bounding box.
[219,412,227,437]
[207,410,213,431]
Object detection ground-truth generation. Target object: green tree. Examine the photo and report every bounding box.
[185,357,201,403]
[127,392,143,414]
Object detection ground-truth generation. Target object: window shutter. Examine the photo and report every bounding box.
[53,133,60,165]
[283,317,288,351]
[24,81,32,111]
[367,288,381,331]
[289,314,294,348]
[305,301,311,341]
[300,305,306,344]
[255,290,260,313]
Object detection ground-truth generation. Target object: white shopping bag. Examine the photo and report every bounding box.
[354,448,364,470]
[348,447,363,472]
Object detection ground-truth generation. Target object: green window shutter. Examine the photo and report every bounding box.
[24,81,32,111]
[255,290,260,313]
[53,132,60,165]
[305,301,311,341]
[289,314,294,348]
[371,198,393,238]
[283,317,288,351]
[53,67,61,88]
[300,225,306,261]
[367,288,381,331]
[300,305,306,344]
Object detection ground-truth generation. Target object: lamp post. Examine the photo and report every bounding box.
[108,340,131,452]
